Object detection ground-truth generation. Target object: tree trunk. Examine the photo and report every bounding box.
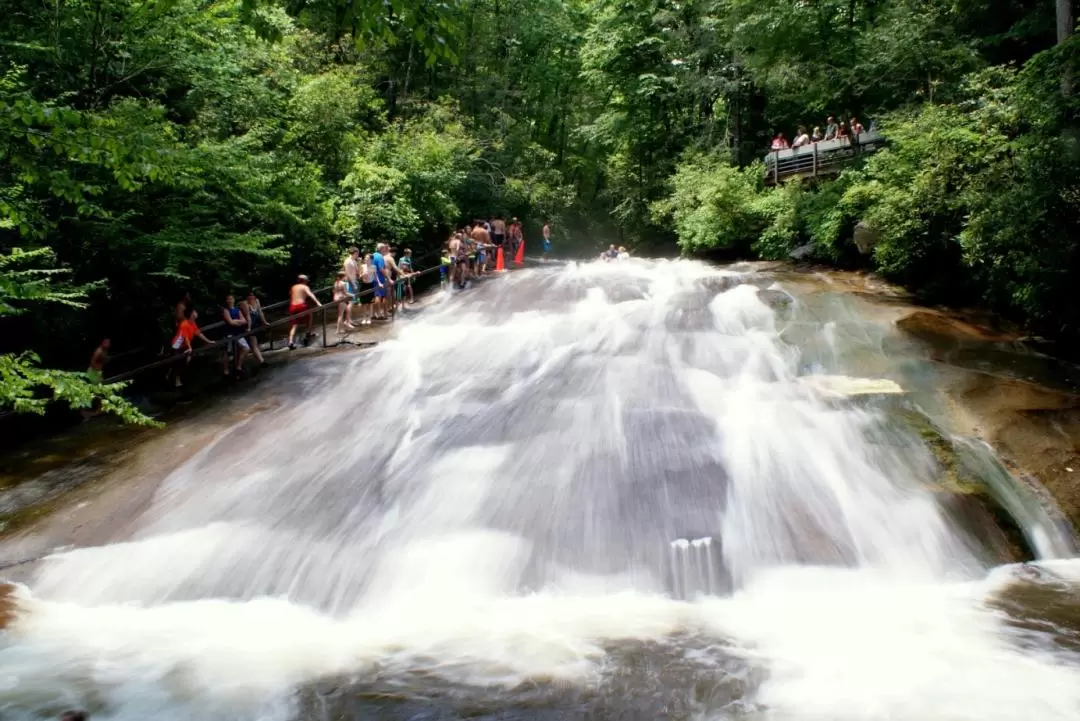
[1058,0,1074,96]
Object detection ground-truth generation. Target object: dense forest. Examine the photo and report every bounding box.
[0,0,1077,419]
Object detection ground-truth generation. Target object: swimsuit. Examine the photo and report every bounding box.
[226,306,250,351]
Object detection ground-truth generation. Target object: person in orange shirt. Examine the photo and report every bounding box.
[169,307,212,388]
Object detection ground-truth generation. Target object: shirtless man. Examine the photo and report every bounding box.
[542,221,552,259]
[471,222,491,275]
[508,218,523,260]
[343,246,360,326]
[491,215,506,255]
[448,232,463,288]
[287,275,321,349]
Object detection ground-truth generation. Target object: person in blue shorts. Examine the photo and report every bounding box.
[372,242,389,320]
[542,221,552,258]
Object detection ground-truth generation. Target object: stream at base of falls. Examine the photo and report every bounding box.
[2,259,1080,721]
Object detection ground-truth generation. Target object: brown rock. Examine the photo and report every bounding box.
[896,309,1018,344]
[936,489,1030,564]
[0,582,20,630]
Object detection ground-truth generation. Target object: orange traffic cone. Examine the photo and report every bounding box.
[514,240,525,266]
[495,246,505,271]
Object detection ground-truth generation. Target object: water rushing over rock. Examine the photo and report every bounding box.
[2,259,1079,721]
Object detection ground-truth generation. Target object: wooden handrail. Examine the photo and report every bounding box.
[102,252,469,384]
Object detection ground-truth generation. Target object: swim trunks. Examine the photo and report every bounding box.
[543,239,552,253]
[289,301,306,325]
[374,283,386,299]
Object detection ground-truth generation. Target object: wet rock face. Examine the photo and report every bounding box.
[0,583,19,630]
[938,490,1031,565]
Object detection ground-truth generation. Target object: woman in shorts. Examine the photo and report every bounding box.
[358,253,375,325]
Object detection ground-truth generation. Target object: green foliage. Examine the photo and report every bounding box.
[0,0,1078,433]
[0,248,156,424]
[0,352,157,425]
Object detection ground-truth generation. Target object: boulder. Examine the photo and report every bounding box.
[852,221,879,255]
[0,582,19,630]
[756,288,793,310]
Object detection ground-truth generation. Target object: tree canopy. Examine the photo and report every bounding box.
[0,0,1077,420]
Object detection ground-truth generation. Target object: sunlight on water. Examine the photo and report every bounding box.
[2,259,1080,721]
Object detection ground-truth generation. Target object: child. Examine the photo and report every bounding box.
[399,248,415,303]
[440,247,451,289]
[333,271,356,334]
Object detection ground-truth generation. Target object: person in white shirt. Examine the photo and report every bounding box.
[792,126,811,148]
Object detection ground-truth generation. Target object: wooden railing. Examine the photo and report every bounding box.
[764,131,884,185]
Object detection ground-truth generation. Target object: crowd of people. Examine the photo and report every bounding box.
[769,115,871,150]
[89,218,554,390]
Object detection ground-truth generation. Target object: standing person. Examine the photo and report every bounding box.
[240,291,267,367]
[343,246,361,327]
[399,248,415,303]
[169,307,212,388]
[385,248,404,316]
[792,126,811,147]
[825,116,838,140]
[87,338,109,384]
[359,252,375,324]
[850,116,865,136]
[221,294,250,376]
[508,218,523,261]
[471,222,490,276]
[333,271,356,334]
[287,275,321,349]
[371,244,390,320]
[491,215,506,256]
[449,232,464,289]
[440,246,451,289]
[542,221,552,259]
[460,230,475,287]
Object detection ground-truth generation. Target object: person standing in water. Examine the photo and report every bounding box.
[287,275,321,349]
[542,221,552,259]
[333,271,356,335]
[491,215,506,256]
[471,222,491,276]
[508,218,522,261]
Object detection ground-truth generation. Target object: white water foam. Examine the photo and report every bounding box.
[2,260,1078,720]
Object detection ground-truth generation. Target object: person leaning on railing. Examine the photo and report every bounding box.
[240,291,268,367]
[168,307,213,388]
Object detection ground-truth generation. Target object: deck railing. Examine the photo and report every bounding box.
[764,131,885,184]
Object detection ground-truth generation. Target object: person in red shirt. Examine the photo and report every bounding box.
[169,307,212,388]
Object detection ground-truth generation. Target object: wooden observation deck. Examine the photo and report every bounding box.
[764,131,885,185]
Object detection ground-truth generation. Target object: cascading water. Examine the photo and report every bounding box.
[2,259,1080,721]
